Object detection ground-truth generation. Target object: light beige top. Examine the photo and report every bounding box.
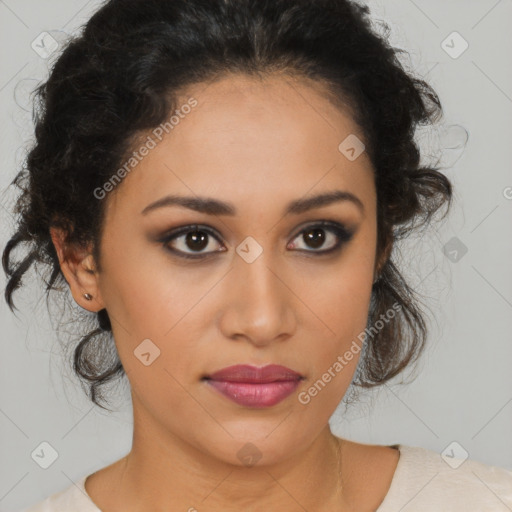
[19,444,512,511]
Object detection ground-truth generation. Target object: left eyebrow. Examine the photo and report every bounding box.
[141,189,365,217]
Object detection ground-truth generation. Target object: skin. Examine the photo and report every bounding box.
[50,72,398,512]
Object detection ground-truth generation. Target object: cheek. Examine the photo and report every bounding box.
[303,254,374,348]
[295,249,374,401]
[102,269,207,433]
[295,280,368,416]
[98,221,204,336]
[97,229,221,401]
[277,328,363,422]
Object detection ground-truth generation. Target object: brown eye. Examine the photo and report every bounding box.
[182,230,210,252]
[288,222,354,254]
[302,227,327,249]
[159,221,354,261]
[160,225,225,259]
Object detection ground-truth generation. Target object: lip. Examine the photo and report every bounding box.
[204,364,303,408]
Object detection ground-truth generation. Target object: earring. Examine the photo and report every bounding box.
[84,293,93,301]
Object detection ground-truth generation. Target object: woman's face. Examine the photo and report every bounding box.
[94,73,379,465]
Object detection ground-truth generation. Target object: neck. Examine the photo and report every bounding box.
[112,402,348,511]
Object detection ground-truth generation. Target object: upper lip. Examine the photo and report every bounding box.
[205,364,303,383]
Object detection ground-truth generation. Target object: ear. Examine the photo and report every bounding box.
[50,227,105,312]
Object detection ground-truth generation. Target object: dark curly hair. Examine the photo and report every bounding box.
[2,0,452,410]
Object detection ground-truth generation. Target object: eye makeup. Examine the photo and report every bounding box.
[155,220,356,261]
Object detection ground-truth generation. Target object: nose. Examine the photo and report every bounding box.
[217,249,297,348]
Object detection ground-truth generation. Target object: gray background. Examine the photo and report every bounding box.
[1,0,511,510]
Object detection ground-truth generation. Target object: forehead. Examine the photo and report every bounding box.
[169,72,364,163]
[106,72,374,217]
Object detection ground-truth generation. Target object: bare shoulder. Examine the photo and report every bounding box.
[340,437,400,472]
[338,438,400,511]
[84,456,128,511]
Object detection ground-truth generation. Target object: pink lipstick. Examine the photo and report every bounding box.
[204,364,303,408]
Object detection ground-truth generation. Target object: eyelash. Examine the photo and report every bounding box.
[157,221,355,261]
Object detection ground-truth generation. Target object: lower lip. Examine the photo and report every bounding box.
[206,380,301,408]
